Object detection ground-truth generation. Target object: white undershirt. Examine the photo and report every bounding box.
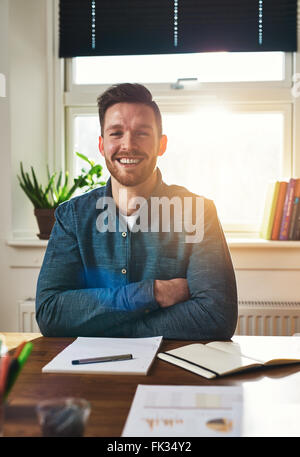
[119,198,148,231]
[120,213,139,231]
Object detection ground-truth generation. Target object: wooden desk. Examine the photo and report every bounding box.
[2,332,300,437]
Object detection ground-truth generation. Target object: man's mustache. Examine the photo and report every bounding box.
[112,152,146,160]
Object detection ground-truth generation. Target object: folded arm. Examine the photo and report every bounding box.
[108,200,238,340]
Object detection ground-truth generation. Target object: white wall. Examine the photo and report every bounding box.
[10,0,49,237]
[0,0,47,331]
[0,0,14,330]
[0,0,299,332]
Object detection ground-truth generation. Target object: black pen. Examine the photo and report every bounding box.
[71,353,133,365]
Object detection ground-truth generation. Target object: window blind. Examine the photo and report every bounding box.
[59,0,297,58]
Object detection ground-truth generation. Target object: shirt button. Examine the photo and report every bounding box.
[121,268,127,274]
[122,232,127,238]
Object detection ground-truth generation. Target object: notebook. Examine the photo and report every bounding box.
[157,336,300,379]
[42,336,163,375]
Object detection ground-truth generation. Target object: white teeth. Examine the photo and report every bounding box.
[119,158,141,164]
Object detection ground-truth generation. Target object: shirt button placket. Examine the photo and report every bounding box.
[121,232,128,278]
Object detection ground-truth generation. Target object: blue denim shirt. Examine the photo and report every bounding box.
[36,170,237,339]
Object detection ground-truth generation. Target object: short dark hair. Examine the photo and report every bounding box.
[97,83,162,137]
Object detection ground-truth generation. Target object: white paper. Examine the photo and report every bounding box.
[231,335,300,363]
[206,336,300,364]
[42,336,163,375]
[122,385,243,437]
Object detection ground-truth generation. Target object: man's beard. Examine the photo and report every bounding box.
[104,154,158,187]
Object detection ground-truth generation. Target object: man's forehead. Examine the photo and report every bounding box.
[105,102,156,125]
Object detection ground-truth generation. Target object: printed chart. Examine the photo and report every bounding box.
[122,385,243,437]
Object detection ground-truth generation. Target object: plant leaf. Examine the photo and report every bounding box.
[56,170,62,192]
[76,151,95,167]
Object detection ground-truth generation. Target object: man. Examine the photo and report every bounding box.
[36,83,237,339]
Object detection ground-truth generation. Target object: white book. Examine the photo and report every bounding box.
[42,336,163,375]
[157,336,300,379]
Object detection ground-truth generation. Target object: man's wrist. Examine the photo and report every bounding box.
[154,280,164,307]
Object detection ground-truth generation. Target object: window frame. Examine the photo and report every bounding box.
[65,52,293,92]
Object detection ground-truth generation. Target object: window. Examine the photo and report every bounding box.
[73,52,285,84]
[64,51,293,233]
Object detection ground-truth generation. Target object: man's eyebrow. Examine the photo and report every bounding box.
[106,124,123,131]
[135,124,153,130]
[106,123,154,131]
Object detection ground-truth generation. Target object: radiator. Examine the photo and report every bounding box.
[18,299,40,333]
[18,299,300,336]
[236,301,300,336]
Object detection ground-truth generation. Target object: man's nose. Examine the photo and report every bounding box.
[120,132,135,150]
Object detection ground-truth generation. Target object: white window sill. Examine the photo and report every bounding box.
[6,237,300,249]
[227,238,300,248]
[6,238,48,248]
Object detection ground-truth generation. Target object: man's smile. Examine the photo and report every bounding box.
[115,156,145,167]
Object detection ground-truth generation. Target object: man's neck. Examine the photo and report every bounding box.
[111,169,158,216]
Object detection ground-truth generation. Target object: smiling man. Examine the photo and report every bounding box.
[36,83,237,339]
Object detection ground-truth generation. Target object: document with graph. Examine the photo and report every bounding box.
[122,385,243,437]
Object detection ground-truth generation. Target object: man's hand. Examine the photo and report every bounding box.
[154,278,190,308]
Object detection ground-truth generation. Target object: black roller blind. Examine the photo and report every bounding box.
[59,0,297,58]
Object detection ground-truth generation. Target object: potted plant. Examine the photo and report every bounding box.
[18,152,106,239]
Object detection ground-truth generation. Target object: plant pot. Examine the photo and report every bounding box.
[34,208,56,240]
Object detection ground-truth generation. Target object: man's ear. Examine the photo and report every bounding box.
[158,134,167,157]
[99,136,104,157]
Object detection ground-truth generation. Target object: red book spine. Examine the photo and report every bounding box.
[279,178,296,240]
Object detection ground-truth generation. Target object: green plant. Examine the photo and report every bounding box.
[18,152,106,209]
[75,152,106,191]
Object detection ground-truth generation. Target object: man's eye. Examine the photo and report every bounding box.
[137,131,149,136]
[110,131,122,137]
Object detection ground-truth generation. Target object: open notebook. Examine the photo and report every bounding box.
[42,336,163,375]
[157,336,300,379]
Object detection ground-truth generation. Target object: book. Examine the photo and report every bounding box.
[271,181,288,240]
[288,197,299,239]
[259,181,280,239]
[288,178,300,240]
[42,336,163,375]
[157,336,300,379]
[279,178,297,240]
[293,203,300,239]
